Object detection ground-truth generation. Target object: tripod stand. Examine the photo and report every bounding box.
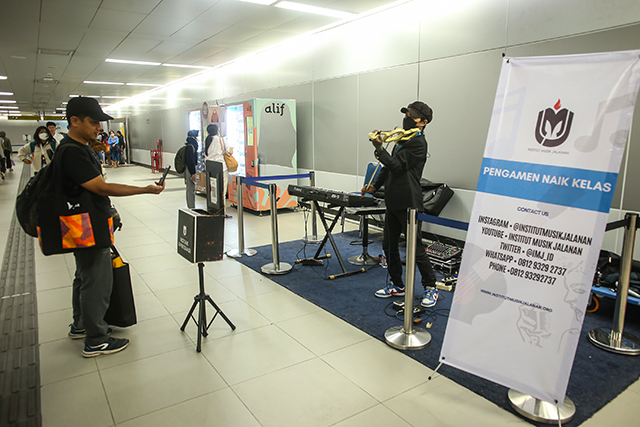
[180,262,235,352]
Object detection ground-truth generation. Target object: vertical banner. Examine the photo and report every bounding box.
[441,50,640,404]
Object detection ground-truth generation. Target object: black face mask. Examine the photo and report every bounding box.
[403,116,418,130]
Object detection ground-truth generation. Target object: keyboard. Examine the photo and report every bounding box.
[425,241,463,261]
[288,185,377,207]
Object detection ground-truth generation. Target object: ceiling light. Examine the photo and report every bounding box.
[105,58,161,66]
[100,96,129,99]
[126,83,162,87]
[162,63,211,69]
[275,1,355,19]
[11,55,27,60]
[237,0,278,5]
[0,76,7,80]
[38,48,74,56]
[0,100,17,103]
[84,81,125,85]
[0,106,19,109]
[0,92,13,96]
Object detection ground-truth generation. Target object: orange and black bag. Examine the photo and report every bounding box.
[36,144,114,255]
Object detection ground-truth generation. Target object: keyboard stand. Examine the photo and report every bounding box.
[348,207,386,266]
[297,201,367,280]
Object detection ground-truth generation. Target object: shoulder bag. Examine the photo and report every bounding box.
[220,137,238,172]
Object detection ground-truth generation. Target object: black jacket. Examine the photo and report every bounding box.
[185,136,198,175]
[371,133,428,211]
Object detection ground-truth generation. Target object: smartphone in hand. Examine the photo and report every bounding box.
[156,166,171,186]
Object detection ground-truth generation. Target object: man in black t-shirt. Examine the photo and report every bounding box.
[61,97,165,357]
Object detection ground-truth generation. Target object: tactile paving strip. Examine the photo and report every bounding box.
[0,167,41,426]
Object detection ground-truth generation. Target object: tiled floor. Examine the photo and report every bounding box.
[1,162,639,426]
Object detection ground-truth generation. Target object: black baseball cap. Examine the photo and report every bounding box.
[401,101,433,124]
[66,96,113,121]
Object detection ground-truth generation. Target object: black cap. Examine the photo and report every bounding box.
[401,101,433,124]
[66,97,113,121]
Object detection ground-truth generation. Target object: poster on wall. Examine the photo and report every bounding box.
[440,50,640,405]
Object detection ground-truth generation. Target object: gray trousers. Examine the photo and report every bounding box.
[72,247,112,346]
[185,169,196,208]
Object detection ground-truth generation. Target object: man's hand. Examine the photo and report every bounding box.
[23,159,32,164]
[361,184,376,196]
[371,135,383,151]
[190,174,197,183]
[145,182,165,194]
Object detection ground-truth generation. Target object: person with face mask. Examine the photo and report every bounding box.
[17,125,57,174]
[361,101,439,308]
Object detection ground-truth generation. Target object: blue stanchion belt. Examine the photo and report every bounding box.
[240,173,311,190]
[416,212,469,231]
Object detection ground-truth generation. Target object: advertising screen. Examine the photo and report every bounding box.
[226,104,246,177]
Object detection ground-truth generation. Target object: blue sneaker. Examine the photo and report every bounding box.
[375,284,405,298]
[82,337,129,358]
[69,324,112,340]
[421,287,439,308]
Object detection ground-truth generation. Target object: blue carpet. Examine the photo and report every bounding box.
[234,230,640,426]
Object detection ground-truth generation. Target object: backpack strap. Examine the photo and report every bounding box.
[30,141,35,152]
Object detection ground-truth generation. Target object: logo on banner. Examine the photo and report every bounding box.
[535,100,574,147]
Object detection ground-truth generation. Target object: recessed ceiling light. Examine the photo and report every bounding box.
[237,0,278,5]
[0,76,7,80]
[105,58,161,66]
[38,48,74,56]
[0,100,17,103]
[125,83,162,87]
[0,106,19,109]
[100,96,129,99]
[84,81,125,85]
[0,92,13,96]
[11,55,27,60]
[162,63,211,69]
[275,1,354,19]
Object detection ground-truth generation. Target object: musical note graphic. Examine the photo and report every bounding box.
[574,95,634,153]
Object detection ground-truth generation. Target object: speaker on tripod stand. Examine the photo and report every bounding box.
[177,161,235,352]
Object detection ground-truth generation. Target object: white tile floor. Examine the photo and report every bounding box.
[1,162,639,426]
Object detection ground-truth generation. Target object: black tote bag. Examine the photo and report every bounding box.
[104,246,137,327]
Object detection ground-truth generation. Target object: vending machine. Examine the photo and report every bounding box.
[207,99,297,213]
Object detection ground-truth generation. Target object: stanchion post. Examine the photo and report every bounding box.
[303,170,321,244]
[226,175,256,258]
[384,208,431,350]
[588,212,640,355]
[261,183,292,275]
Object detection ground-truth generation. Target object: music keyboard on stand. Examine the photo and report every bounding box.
[288,184,376,279]
[288,185,377,207]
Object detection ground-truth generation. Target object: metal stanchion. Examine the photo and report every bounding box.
[226,175,257,258]
[262,183,293,275]
[384,208,431,350]
[588,212,640,355]
[303,170,322,244]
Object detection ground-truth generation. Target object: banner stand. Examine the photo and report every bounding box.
[508,390,575,425]
[588,212,640,355]
[385,208,432,350]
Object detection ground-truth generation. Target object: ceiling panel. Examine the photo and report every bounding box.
[41,0,100,27]
[150,0,219,21]
[195,0,263,25]
[132,15,191,37]
[101,0,163,14]
[89,8,148,32]
[170,20,230,40]
[109,37,163,59]
[0,0,398,114]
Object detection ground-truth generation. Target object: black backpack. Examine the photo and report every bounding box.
[16,161,57,237]
[174,143,193,174]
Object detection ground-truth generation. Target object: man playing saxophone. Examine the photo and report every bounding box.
[361,101,439,307]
